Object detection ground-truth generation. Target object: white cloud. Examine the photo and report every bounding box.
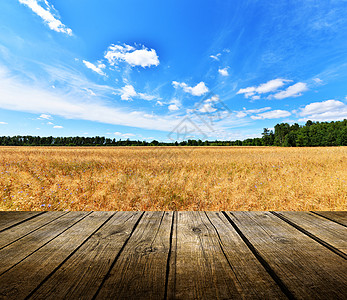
[0,64,184,132]
[172,81,209,96]
[168,98,181,111]
[218,67,229,76]
[251,110,291,120]
[235,107,271,118]
[168,104,179,111]
[236,111,247,118]
[313,78,323,84]
[104,44,159,68]
[85,88,96,96]
[272,82,308,99]
[18,0,72,35]
[47,121,54,125]
[83,60,106,76]
[117,84,156,101]
[53,125,63,128]
[0,122,8,124]
[246,107,272,114]
[114,132,136,138]
[38,114,52,120]
[210,53,221,61]
[251,95,260,100]
[199,103,217,113]
[237,78,291,98]
[137,93,156,101]
[298,99,347,121]
[156,101,164,106]
[118,85,137,101]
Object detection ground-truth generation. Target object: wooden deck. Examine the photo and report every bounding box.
[0,211,346,299]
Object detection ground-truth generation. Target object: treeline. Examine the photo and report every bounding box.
[1,119,346,147]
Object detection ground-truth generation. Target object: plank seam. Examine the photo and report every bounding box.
[164,211,175,300]
[150,211,165,248]
[222,212,296,300]
[23,212,115,300]
[0,212,92,278]
[0,212,46,234]
[271,212,347,260]
[91,211,145,300]
[0,212,69,251]
[310,211,347,228]
[204,212,244,290]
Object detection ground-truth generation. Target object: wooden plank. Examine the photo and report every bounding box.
[0,211,114,299]
[29,212,142,300]
[274,211,347,253]
[168,211,262,299]
[226,211,347,299]
[204,212,286,299]
[0,212,88,275]
[94,211,171,300]
[0,211,67,249]
[313,211,347,227]
[0,211,43,232]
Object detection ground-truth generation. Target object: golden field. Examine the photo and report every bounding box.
[0,146,346,211]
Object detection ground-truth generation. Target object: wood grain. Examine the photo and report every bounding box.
[30,212,142,300]
[0,212,113,299]
[273,211,347,253]
[0,211,43,232]
[313,211,347,226]
[0,211,346,299]
[204,212,286,299]
[168,211,256,299]
[226,211,347,299]
[0,211,67,249]
[95,211,172,300]
[0,212,87,275]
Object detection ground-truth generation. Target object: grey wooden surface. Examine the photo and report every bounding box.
[0,211,346,299]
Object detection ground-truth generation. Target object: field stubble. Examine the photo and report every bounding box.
[0,146,346,211]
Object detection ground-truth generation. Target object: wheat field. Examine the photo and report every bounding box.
[0,146,346,211]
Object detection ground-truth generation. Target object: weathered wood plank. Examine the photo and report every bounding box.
[29,212,142,300]
[0,211,67,249]
[95,211,172,300]
[313,211,347,227]
[0,212,114,299]
[168,211,261,299]
[274,211,347,253]
[0,212,88,275]
[0,211,43,232]
[226,211,347,299]
[204,212,286,299]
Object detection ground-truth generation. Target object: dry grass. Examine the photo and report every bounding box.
[0,146,346,211]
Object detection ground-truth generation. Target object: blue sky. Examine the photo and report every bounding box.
[0,0,347,141]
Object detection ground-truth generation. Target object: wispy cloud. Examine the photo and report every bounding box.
[298,99,347,121]
[272,82,308,99]
[104,43,159,68]
[83,60,106,76]
[114,132,136,138]
[210,53,221,61]
[53,125,63,128]
[0,64,183,132]
[251,110,291,120]
[0,122,8,125]
[237,78,291,99]
[172,81,209,96]
[235,107,272,118]
[18,0,72,35]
